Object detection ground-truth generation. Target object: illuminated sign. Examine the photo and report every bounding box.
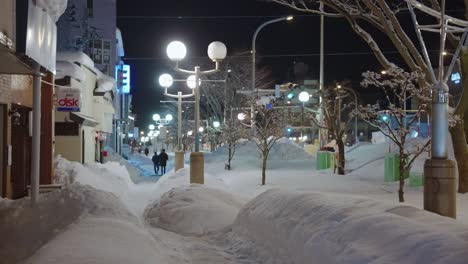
[115,64,131,93]
[451,72,461,84]
[56,88,81,112]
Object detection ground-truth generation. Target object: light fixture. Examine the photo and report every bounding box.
[187,130,193,136]
[213,121,220,128]
[207,41,227,62]
[186,75,201,89]
[153,113,161,121]
[286,16,294,21]
[298,91,310,103]
[166,114,173,121]
[159,73,174,88]
[199,126,204,132]
[149,124,155,130]
[237,113,246,121]
[381,70,387,75]
[167,41,187,61]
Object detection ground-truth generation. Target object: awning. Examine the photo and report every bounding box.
[0,45,34,75]
[70,112,99,127]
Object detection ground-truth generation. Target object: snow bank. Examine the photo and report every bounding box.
[0,184,137,264]
[94,68,115,92]
[144,185,244,236]
[228,189,468,264]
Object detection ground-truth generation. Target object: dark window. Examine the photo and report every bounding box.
[55,122,79,136]
[87,0,93,17]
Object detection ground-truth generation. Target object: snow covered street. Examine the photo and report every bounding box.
[1,140,468,263]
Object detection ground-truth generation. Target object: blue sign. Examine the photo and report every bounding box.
[266,103,272,110]
[451,72,461,84]
[115,64,131,93]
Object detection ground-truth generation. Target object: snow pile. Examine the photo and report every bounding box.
[35,0,67,22]
[0,184,137,264]
[144,185,244,236]
[94,68,115,92]
[55,61,86,82]
[56,51,94,69]
[227,189,468,264]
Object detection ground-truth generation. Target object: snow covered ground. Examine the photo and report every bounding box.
[1,139,468,263]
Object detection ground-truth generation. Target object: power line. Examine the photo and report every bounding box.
[123,49,447,60]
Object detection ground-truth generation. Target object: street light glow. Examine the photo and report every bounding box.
[149,124,155,130]
[187,130,193,136]
[159,73,174,88]
[153,114,161,121]
[237,113,246,121]
[213,121,220,128]
[186,75,201,89]
[207,41,227,62]
[286,16,294,20]
[166,114,173,121]
[199,127,204,132]
[298,91,310,102]
[167,41,187,61]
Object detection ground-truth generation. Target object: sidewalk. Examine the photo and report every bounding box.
[127,153,174,182]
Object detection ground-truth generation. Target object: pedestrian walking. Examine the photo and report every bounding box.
[144,147,149,156]
[151,152,160,175]
[159,149,169,175]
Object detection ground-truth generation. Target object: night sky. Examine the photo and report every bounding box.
[116,0,465,130]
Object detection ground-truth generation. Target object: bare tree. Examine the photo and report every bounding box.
[271,0,468,193]
[307,84,355,175]
[356,67,431,202]
[221,121,248,170]
[249,106,288,185]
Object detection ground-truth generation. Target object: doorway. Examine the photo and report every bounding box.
[11,104,32,199]
[0,104,6,197]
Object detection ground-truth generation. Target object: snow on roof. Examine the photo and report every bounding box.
[116,28,125,57]
[34,0,68,22]
[55,61,85,82]
[94,68,115,93]
[57,51,94,69]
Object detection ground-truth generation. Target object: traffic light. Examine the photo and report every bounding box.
[380,113,390,122]
[287,92,295,99]
[116,64,131,93]
[286,126,293,134]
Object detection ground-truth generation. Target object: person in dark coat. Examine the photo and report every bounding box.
[159,149,169,175]
[151,152,160,175]
[144,147,149,156]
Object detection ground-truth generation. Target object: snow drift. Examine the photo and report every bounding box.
[228,189,468,264]
[0,184,137,264]
[144,185,244,236]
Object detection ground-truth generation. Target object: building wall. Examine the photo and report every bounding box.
[0,75,12,198]
[55,135,81,162]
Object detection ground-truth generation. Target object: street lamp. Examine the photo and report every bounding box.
[159,73,196,171]
[213,121,220,128]
[149,124,155,131]
[153,114,161,121]
[167,40,227,184]
[166,114,173,121]
[199,126,204,133]
[251,16,293,127]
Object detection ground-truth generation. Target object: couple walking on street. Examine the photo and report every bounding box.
[152,149,169,176]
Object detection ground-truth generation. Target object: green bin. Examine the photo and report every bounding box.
[317,151,335,170]
[409,172,424,187]
[384,154,409,182]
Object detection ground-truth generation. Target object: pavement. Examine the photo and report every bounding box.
[127,153,175,182]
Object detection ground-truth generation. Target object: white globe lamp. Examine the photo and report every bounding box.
[159,73,173,88]
[149,124,155,130]
[152,114,161,121]
[207,41,227,62]
[199,127,204,133]
[298,91,310,103]
[167,41,187,61]
[166,114,173,121]
[186,75,201,89]
[213,121,220,128]
[187,130,193,136]
[237,113,246,121]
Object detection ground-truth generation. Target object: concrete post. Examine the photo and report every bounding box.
[190,152,204,184]
[174,151,184,172]
[424,159,456,218]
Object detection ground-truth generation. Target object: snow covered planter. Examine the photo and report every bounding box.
[144,185,244,236]
[229,189,468,264]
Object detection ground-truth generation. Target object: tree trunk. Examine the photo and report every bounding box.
[398,150,406,203]
[450,122,468,193]
[336,138,345,175]
[228,143,232,171]
[261,152,268,185]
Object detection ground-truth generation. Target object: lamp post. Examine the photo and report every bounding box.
[167,40,227,184]
[298,91,310,140]
[251,16,293,127]
[159,73,195,171]
[152,113,172,151]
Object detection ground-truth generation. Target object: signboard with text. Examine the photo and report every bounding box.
[56,88,81,112]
